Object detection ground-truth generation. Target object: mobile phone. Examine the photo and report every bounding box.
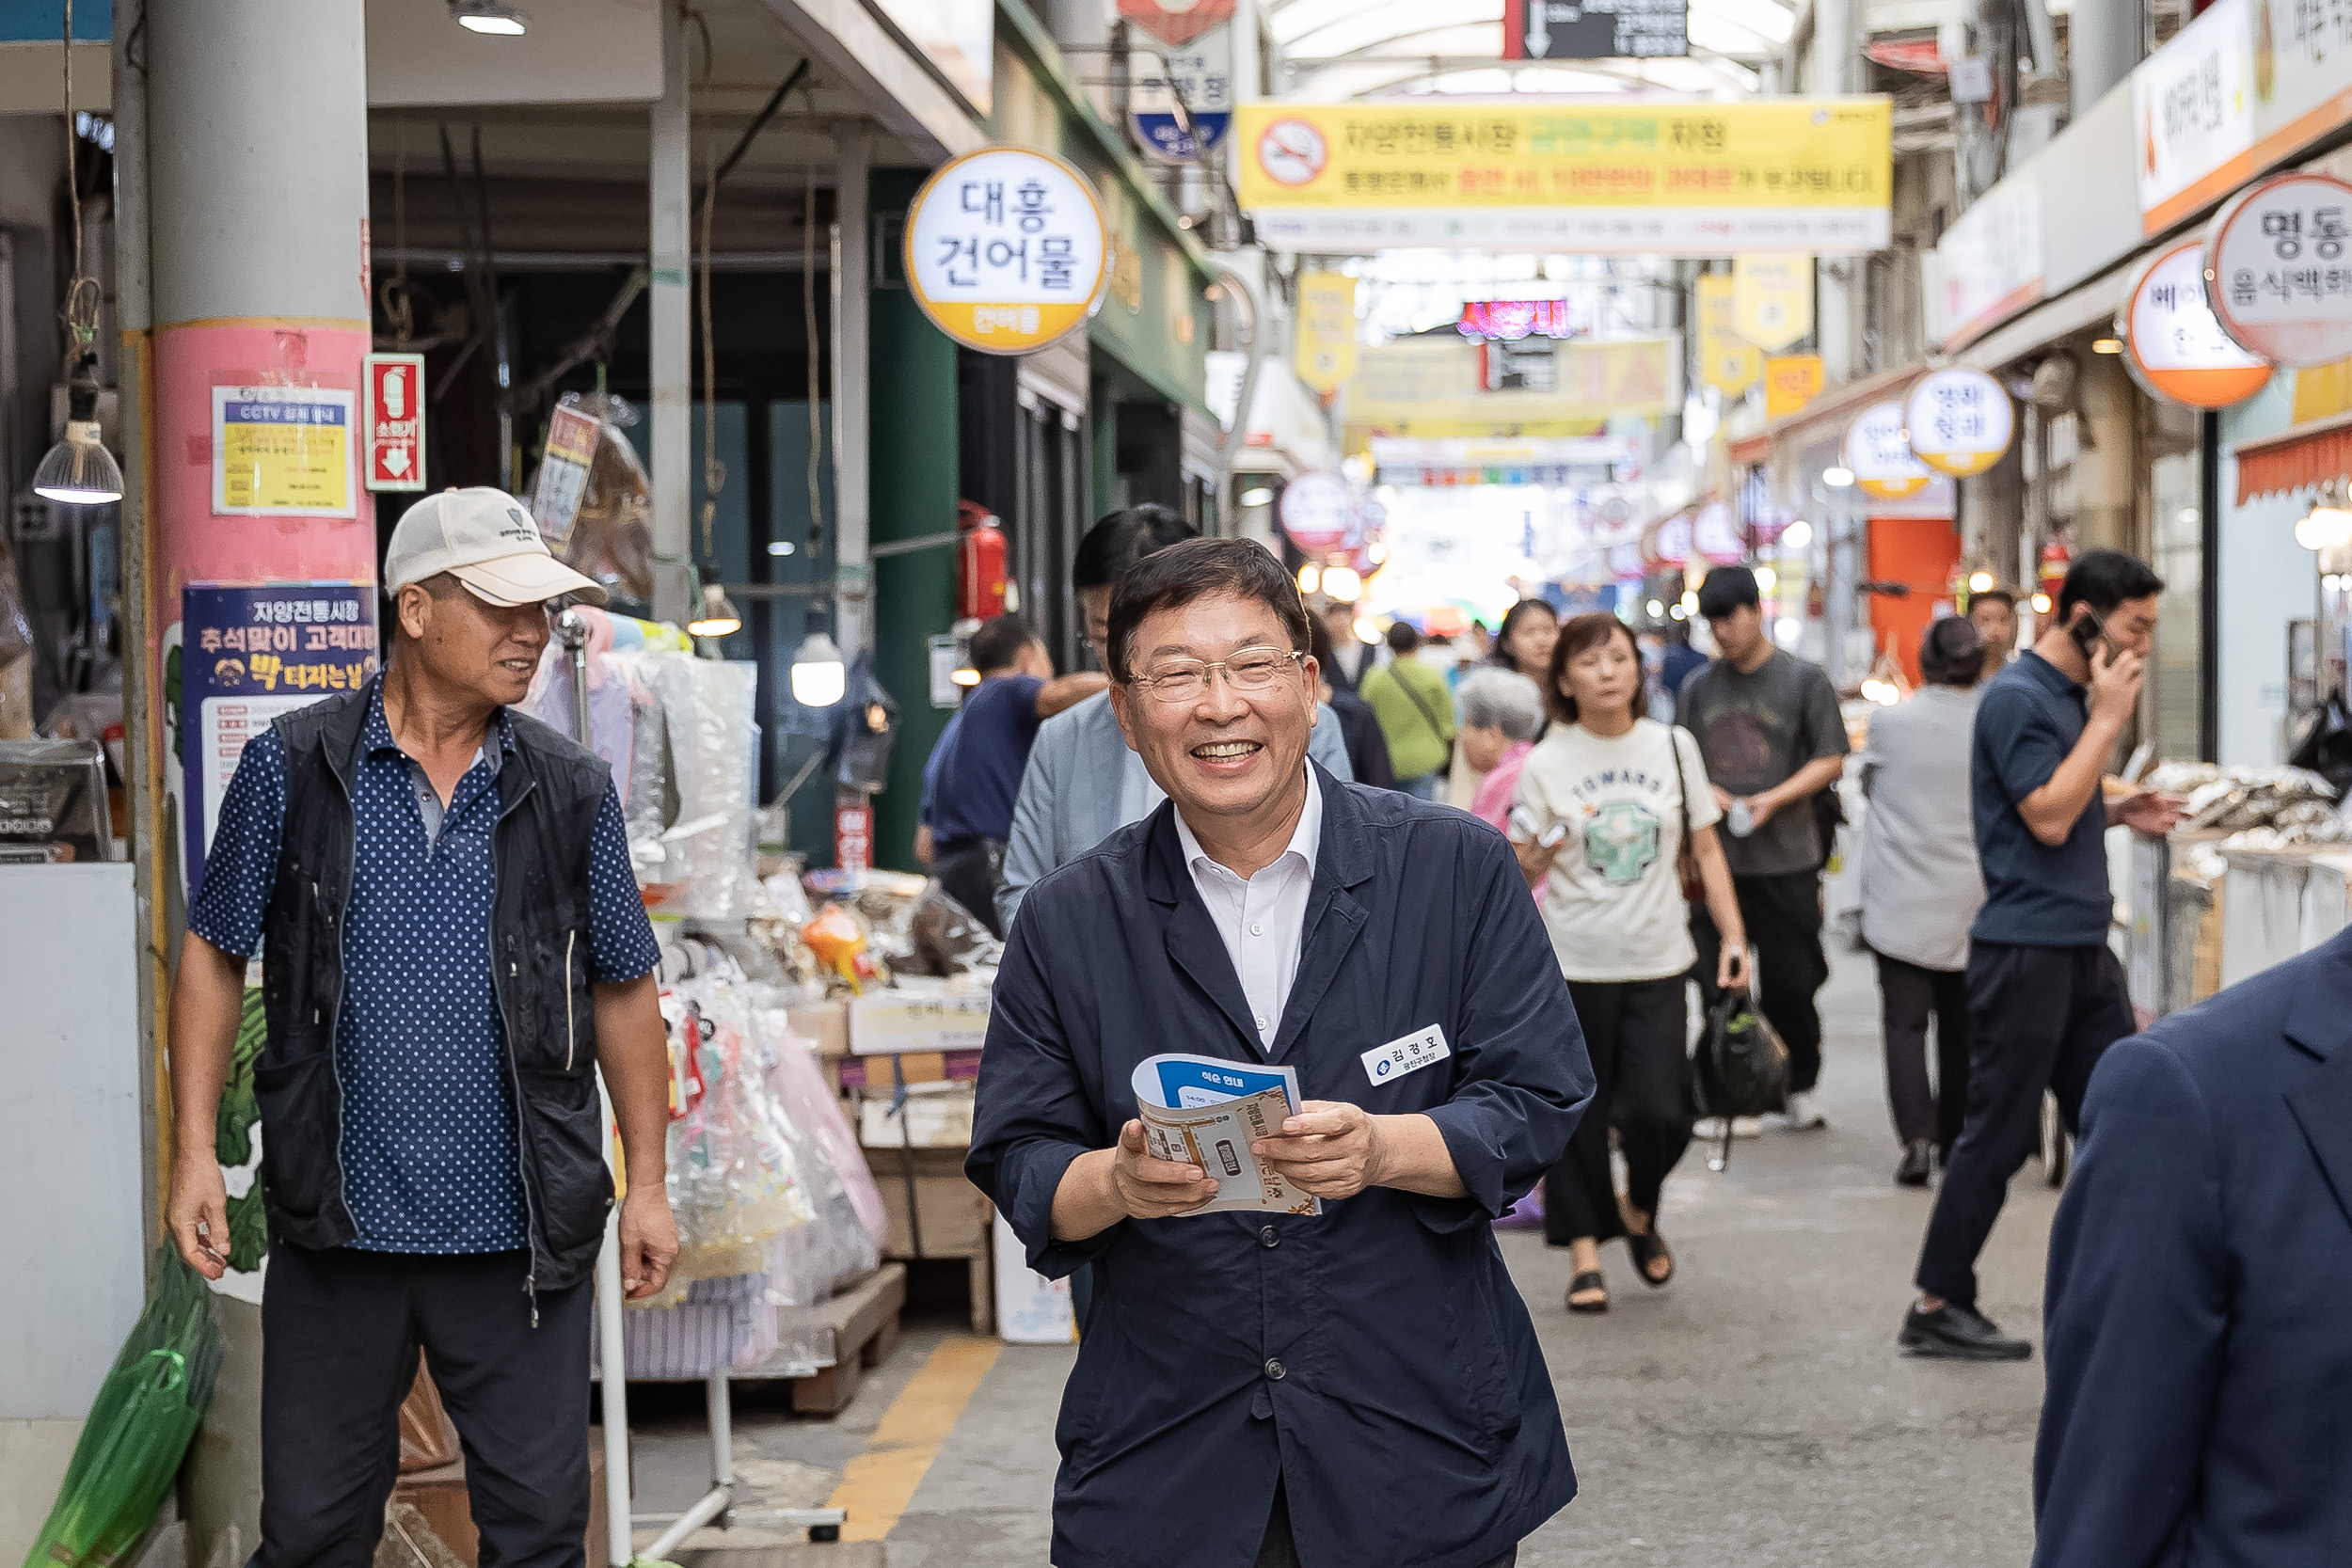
[2068,604,2112,663]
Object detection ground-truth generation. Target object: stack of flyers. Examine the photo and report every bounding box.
[1130,1053,1322,1216]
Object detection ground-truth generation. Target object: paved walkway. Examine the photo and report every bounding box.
[633,944,2065,1566]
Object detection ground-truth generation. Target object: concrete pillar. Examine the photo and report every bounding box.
[649,0,693,626]
[2069,0,2140,121]
[141,2,375,1559]
[2076,350,2137,553]
[832,132,871,656]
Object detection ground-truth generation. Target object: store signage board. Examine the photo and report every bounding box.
[1232,99,1893,254]
[1933,168,2043,347]
[1502,0,1688,60]
[1457,299,1581,341]
[1345,338,1678,436]
[1280,471,1355,553]
[1733,255,1812,351]
[834,802,873,874]
[1126,20,1233,163]
[904,145,1110,356]
[1845,400,1931,499]
[1295,272,1359,396]
[179,583,379,895]
[361,355,426,493]
[2204,170,2352,366]
[212,386,358,517]
[2119,236,2275,407]
[528,401,602,546]
[1902,367,2014,477]
[1764,354,1823,420]
[1696,275,1761,393]
[2126,0,2352,232]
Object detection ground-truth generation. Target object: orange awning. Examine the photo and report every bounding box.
[2235,410,2352,505]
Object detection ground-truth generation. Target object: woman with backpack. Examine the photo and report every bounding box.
[1510,612,1750,1313]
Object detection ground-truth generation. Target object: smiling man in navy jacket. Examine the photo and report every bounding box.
[968,537,1594,1568]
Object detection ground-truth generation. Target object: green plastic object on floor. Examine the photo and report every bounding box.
[23,1245,225,1568]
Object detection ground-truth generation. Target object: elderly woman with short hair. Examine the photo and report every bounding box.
[1458,667,1549,833]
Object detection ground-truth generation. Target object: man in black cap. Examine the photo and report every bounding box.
[1678,564,1851,1131]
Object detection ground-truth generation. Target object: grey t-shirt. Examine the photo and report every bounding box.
[1677,648,1850,878]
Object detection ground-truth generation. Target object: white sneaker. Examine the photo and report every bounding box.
[1781,1090,1826,1130]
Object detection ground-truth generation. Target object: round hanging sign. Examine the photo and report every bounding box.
[2202,170,2352,368]
[1844,401,1931,499]
[1902,367,2014,478]
[2118,237,2274,408]
[904,145,1109,356]
[1279,472,1353,553]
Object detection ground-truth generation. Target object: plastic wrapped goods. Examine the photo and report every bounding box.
[751,991,886,1290]
[660,979,813,1287]
[635,654,758,919]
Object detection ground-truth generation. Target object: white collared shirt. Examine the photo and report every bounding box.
[1172,768,1323,1047]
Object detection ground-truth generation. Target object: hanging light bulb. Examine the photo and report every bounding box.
[2295,482,2352,552]
[1968,569,1996,594]
[36,19,120,509]
[790,617,848,707]
[1296,562,1321,594]
[1320,565,1363,601]
[451,0,530,33]
[1782,518,1814,550]
[686,581,742,639]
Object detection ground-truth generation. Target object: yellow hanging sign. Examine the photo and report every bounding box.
[1763,354,1824,420]
[1345,337,1678,437]
[1294,273,1359,396]
[1235,99,1892,254]
[1734,255,1814,352]
[1696,275,1761,394]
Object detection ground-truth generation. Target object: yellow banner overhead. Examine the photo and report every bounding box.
[1346,338,1678,437]
[1696,275,1761,394]
[1236,99,1891,254]
[1734,255,1813,351]
[1294,273,1359,396]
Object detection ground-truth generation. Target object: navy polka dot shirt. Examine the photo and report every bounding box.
[189,683,660,1254]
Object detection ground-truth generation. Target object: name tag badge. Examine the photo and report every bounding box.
[1362,1025,1451,1087]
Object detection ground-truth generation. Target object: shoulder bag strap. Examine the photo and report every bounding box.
[1396,668,1452,748]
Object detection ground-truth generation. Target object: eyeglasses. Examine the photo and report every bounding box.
[1127,647,1305,705]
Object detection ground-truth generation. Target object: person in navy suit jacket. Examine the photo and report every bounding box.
[2033,928,2352,1567]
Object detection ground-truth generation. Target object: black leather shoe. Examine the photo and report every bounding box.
[1896,1141,1935,1187]
[1899,1304,2031,1360]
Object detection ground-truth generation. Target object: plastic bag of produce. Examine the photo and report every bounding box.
[24,1246,225,1568]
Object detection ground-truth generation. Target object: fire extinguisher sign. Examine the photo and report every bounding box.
[363,353,428,492]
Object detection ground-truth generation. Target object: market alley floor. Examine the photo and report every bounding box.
[628,944,2064,1567]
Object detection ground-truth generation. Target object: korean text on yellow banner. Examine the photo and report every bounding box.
[1345,338,1678,437]
[1734,255,1814,351]
[1697,275,1762,394]
[1295,273,1359,396]
[1764,355,1824,420]
[1236,99,1892,254]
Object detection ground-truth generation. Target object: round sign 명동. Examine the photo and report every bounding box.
[903,145,1110,356]
[1844,400,1931,499]
[1279,472,1353,553]
[1901,367,2014,479]
[2202,170,2352,369]
[2120,237,2274,409]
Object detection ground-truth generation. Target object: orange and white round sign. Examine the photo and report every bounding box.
[904,145,1109,356]
[2121,237,2273,409]
[1845,400,1931,499]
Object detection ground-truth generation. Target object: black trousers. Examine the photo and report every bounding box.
[1914,942,2132,1307]
[1544,976,1692,1244]
[1873,951,1971,1154]
[933,836,1007,940]
[260,1243,592,1568]
[1255,1481,1518,1568]
[1691,870,1830,1093]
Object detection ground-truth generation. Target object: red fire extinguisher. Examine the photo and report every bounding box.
[957,500,1009,622]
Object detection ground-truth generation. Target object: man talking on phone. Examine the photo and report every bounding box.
[1899,549,2184,1360]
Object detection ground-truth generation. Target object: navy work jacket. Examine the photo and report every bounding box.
[968,769,1594,1568]
[2034,929,2352,1568]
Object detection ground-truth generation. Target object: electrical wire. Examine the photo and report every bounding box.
[803,81,824,565]
[59,0,99,356]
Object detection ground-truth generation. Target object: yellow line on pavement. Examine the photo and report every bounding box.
[826,1335,1002,1542]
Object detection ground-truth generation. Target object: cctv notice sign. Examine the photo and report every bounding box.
[363,354,427,493]
[904,145,1110,356]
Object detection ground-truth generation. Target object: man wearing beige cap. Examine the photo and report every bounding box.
[167,487,678,1567]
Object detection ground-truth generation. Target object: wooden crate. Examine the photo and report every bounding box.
[787,1262,909,1416]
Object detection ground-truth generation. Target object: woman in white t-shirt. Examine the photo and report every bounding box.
[1511,613,1750,1314]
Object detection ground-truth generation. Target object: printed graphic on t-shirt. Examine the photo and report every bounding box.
[1584,800,1661,885]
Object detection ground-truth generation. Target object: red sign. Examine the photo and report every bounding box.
[363,353,426,492]
[1117,0,1232,47]
[1456,299,1578,341]
[834,803,873,873]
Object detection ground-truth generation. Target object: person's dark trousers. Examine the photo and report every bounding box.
[933,837,1007,940]
[260,1243,592,1568]
[1255,1480,1518,1568]
[1913,942,2131,1307]
[1691,870,1829,1093]
[1873,951,1971,1157]
[1545,977,1691,1243]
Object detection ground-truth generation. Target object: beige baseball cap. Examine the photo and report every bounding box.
[383,486,609,608]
